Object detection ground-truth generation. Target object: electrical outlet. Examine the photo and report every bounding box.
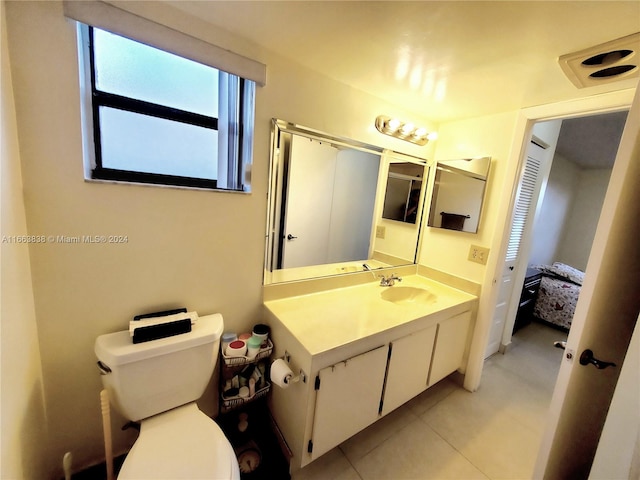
[468,245,490,265]
[376,225,386,239]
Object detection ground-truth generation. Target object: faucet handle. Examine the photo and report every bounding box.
[379,273,402,286]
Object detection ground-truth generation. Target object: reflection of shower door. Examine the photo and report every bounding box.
[282,136,337,269]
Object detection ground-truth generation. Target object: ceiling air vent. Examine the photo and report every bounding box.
[559,32,640,88]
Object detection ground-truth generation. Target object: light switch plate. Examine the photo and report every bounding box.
[468,245,489,265]
[376,225,386,239]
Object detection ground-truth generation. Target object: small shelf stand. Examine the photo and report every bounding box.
[220,339,273,413]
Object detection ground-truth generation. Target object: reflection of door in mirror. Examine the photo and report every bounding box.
[381,163,423,224]
[281,135,379,269]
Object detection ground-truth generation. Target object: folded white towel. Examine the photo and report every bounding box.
[129,311,198,337]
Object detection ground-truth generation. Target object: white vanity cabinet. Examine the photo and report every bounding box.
[309,345,388,461]
[381,325,437,416]
[263,274,478,472]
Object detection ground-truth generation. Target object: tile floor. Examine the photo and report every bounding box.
[292,321,568,480]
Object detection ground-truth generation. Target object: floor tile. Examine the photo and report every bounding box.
[351,421,488,480]
[420,388,540,479]
[291,447,360,480]
[340,404,418,463]
[405,377,459,417]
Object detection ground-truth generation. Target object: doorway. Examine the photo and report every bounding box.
[496,110,629,356]
[490,104,637,472]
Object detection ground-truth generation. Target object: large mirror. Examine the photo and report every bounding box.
[264,119,429,285]
[427,157,491,233]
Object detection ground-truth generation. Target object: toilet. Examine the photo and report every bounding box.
[95,313,241,479]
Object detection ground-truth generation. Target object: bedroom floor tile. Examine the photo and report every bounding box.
[292,322,563,480]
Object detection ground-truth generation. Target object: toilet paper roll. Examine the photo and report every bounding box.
[270,358,294,389]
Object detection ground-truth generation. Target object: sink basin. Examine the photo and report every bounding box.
[380,286,436,304]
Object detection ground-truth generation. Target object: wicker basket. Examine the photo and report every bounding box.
[220,382,271,412]
[221,339,273,366]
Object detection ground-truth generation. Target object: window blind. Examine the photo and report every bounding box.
[63,0,266,86]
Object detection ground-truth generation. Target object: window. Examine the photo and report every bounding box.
[79,25,255,191]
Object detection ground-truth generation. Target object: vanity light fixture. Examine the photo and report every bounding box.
[375,115,436,146]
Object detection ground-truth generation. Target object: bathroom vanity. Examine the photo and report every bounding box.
[263,272,477,470]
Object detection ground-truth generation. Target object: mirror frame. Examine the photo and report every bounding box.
[264,119,429,285]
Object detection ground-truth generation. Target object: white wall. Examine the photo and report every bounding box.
[420,111,519,284]
[529,153,580,266]
[328,149,379,262]
[418,111,525,392]
[529,154,611,271]
[0,4,49,478]
[3,1,436,476]
[556,168,611,271]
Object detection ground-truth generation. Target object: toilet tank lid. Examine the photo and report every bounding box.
[95,313,223,366]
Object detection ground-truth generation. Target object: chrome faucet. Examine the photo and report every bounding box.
[362,264,377,279]
[379,273,402,287]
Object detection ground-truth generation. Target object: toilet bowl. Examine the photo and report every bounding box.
[118,403,239,479]
[95,313,240,479]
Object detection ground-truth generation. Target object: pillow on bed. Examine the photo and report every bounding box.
[530,264,552,276]
[550,262,585,286]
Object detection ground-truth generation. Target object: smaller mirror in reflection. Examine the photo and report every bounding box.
[428,157,491,233]
[382,163,424,224]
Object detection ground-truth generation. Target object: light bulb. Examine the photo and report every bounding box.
[400,123,414,135]
[413,127,428,137]
[387,118,401,131]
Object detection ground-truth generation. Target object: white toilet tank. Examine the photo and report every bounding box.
[95,313,224,422]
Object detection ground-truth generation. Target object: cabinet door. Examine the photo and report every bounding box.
[429,311,472,386]
[381,325,437,416]
[310,345,387,461]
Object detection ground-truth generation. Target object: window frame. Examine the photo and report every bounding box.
[80,25,251,191]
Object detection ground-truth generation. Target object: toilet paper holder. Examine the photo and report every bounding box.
[282,351,307,384]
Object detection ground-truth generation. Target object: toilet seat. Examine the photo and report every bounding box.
[118,403,240,480]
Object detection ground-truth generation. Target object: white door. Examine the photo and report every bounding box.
[534,88,640,478]
[310,346,388,461]
[485,140,550,357]
[381,325,437,416]
[589,316,639,479]
[430,311,473,385]
[282,135,337,269]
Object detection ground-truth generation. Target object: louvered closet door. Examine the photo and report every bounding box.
[485,141,547,357]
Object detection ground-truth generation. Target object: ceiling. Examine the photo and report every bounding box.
[555,110,628,169]
[165,1,640,123]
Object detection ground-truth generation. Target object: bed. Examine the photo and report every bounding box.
[531,262,585,331]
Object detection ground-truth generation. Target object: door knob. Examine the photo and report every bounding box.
[554,341,566,350]
[287,234,298,240]
[579,349,616,370]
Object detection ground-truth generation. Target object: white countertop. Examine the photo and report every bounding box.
[264,275,477,356]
